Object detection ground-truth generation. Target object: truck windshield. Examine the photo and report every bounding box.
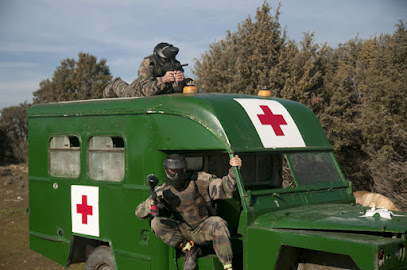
[286,151,343,186]
[235,151,343,191]
[185,151,344,191]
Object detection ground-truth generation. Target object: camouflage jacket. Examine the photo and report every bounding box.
[136,168,237,228]
[134,55,185,96]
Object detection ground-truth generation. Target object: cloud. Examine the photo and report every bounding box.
[0,60,45,109]
[0,81,36,110]
[0,81,38,95]
[1,0,267,55]
[0,61,37,69]
[279,0,407,45]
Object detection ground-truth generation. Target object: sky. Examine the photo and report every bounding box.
[0,0,406,110]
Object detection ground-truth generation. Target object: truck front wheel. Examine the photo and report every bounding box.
[85,246,116,270]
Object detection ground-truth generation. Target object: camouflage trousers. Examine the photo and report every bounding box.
[103,77,141,98]
[151,216,233,266]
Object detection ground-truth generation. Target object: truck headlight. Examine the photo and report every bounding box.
[395,244,405,262]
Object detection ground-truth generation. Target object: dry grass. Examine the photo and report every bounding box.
[0,164,84,270]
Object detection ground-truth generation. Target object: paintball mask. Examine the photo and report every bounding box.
[153,43,183,75]
[163,154,189,191]
[154,42,179,59]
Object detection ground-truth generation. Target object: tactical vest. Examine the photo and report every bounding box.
[156,177,216,229]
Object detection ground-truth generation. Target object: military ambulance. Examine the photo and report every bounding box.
[28,92,407,269]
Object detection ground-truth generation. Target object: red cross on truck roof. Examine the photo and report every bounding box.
[257,105,287,136]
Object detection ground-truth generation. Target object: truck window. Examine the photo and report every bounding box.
[49,135,80,178]
[286,152,343,186]
[239,153,280,189]
[88,136,125,182]
[203,153,282,190]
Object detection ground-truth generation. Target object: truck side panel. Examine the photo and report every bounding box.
[29,112,229,269]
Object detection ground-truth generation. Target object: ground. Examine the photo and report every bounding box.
[0,164,83,270]
[1,163,403,269]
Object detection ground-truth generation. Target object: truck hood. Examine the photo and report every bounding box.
[253,203,407,234]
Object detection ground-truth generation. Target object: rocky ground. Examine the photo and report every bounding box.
[0,164,83,270]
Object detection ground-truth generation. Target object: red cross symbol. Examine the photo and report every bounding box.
[76,195,93,224]
[257,105,287,136]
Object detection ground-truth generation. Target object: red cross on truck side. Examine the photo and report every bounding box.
[257,105,287,136]
[76,195,93,224]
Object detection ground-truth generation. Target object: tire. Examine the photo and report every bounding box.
[85,246,116,270]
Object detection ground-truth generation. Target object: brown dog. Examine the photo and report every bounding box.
[353,191,399,211]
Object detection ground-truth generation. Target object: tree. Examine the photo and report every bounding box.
[316,38,371,190]
[275,33,327,111]
[0,124,12,163]
[193,1,407,209]
[33,52,112,103]
[1,52,112,163]
[357,22,407,208]
[193,1,286,95]
[0,102,31,162]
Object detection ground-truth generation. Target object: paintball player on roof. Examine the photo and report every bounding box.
[136,154,242,270]
[104,42,189,97]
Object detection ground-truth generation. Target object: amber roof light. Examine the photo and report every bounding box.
[258,90,272,97]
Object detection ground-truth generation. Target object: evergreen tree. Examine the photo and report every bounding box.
[276,33,326,110]
[317,38,369,190]
[0,102,31,162]
[193,1,407,209]
[358,22,407,207]
[193,1,286,94]
[33,53,112,103]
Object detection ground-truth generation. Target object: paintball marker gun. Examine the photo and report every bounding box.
[162,60,188,86]
[146,174,159,216]
[162,61,188,73]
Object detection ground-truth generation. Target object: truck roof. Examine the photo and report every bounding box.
[27,93,331,152]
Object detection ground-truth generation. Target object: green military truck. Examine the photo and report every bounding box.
[28,93,407,269]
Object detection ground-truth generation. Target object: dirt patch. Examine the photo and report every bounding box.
[0,164,83,270]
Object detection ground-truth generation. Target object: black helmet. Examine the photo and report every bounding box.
[163,154,189,190]
[154,42,179,59]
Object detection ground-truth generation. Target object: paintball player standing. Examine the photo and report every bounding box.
[135,154,242,270]
[104,42,188,97]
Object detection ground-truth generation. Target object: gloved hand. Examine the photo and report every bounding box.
[149,199,159,216]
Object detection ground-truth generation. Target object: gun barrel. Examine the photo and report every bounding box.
[147,174,159,189]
